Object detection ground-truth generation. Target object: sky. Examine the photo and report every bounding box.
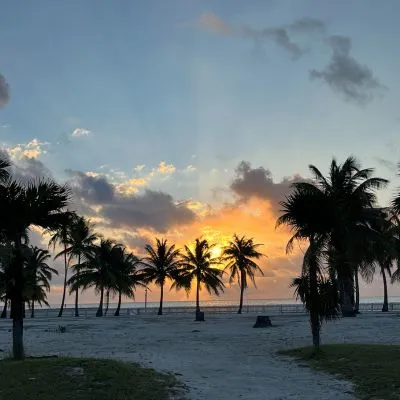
[1,0,400,306]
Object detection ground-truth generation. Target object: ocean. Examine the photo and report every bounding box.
[56,296,400,309]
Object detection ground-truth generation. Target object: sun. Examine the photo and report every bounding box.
[210,245,222,258]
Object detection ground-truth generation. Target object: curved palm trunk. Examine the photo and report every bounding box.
[158,283,164,315]
[11,235,24,359]
[114,290,122,316]
[58,244,68,318]
[354,268,360,314]
[31,301,35,318]
[1,298,8,318]
[238,270,245,314]
[74,254,80,317]
[96,287,104,317]
[382,267,389,312]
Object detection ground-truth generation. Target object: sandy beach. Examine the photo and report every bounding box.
[1,312,399,399]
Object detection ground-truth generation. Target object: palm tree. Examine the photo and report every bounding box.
[180,238,224,320]
[277,183,336,350]
[141,238,182,316]
[111,246,146,316]
[288,157,386,316]
[222,234,264,314]
[68,239,119,317]
[0,178,71,359]
[24,246,57,318]
[58,216,97,317]
[48,211,76,318]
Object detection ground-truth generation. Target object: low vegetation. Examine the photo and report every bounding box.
[281,344,400,400]
[0,357,180,400]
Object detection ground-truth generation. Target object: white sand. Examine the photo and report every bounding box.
[1,312,399,399]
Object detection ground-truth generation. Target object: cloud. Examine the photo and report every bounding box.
[194,12,325,59]
[71,128,91,137]
[198,12,233,35]
[102,189,196,232]
[310,35,385,104]
[12,157,52,182]
[68,169,196,232]
[7,138,49,160]
[230,161,305,214]
[134,164,146,172]
[67,170,115,204]
[0,74,10,108]
[288,17,326,34]
[157,161,176,174]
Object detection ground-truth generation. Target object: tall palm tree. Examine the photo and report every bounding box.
[48,211,76,318]
[180,238,224,319]
[0,177,71,359]
[24,246,57,318]
[222,234,264,314]
[111,246,146,316]
[68,239,119,317]
[141,238,182,316]
[58,216,97,317]
[277,183,336,350]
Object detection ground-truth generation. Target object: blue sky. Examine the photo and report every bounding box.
[1,0,400,302]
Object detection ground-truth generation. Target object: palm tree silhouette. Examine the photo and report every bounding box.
[277,156,387,349]
[48,211,76,317]
[222,234,264,314]
[68,239,119,317]
[180,238,224,319]
[111,246,146,316]
[24,246,57,318]
[58,216,97,317]
[142,239,182,315]
[0,176,71,359]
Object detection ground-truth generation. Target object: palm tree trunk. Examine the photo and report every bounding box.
[115,290,122,316]
[309,241,320,352]
[382,267,389,312]
[158,283,164,315]
[354,268,360,314]
[74,254,80,317]
[238,270,245,314]
[340,275,355,317]
[96,287,104,317]
[104,290,110,316]
[31,301,35,318]
[58,244,68,318]
[11,235,24,359]
[196,276,200,313]
[1,298,8,318]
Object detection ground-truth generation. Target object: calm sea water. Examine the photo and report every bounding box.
[56,296,400,309]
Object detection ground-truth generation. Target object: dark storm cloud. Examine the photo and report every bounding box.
[310,35,385,104]
[66,170,115,204]
[230,161,306,214]
[67,170,196,232]
[0,74,10,108]
[101,189,196,233]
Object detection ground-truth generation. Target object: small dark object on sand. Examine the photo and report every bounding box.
[195,311,205,321]
[253,316,272,328]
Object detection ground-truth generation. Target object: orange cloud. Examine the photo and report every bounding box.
[157,161,176,174]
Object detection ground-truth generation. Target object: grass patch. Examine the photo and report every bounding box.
[281,344,400,400]
[0,357,181,400]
